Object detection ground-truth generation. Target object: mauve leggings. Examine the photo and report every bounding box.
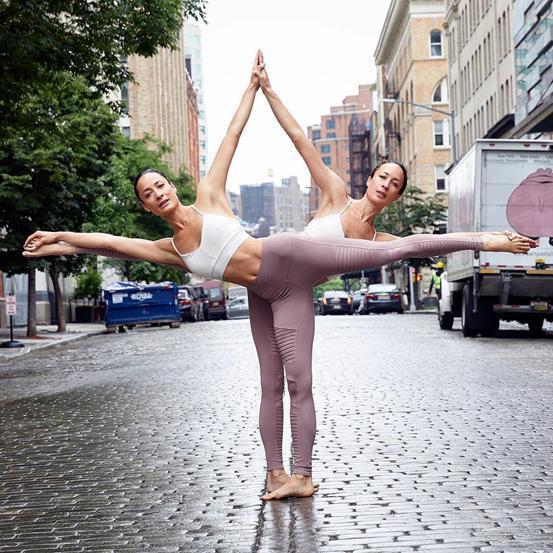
[248,233,483,476]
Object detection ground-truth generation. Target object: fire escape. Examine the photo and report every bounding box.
[348,115,371,199]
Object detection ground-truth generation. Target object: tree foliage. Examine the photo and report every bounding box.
[0,0,207,127]
[375,186,447,268]
[0,71,120,333]
[313,277,344,299]
[85,134,195,284]
[0,72,120,278]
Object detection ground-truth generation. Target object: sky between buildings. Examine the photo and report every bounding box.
[200,0,392,193]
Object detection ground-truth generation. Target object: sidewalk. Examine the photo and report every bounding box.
[0,323,105,359]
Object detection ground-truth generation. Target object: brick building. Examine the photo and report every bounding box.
[374,0,452,196]
[307,85,374,217]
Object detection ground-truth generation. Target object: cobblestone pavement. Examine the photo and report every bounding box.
[0,315,552,553]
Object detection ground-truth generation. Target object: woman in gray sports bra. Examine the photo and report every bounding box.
[23,52,536,502]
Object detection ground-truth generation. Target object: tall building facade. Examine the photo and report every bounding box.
[307,85,374,217]
[240,182,276,227]
[445,0,516,156]
[274,176,306,233]
[122,27,198,176]
[375,0,452,196]
[184,22,209,178]
[512,0,553,138]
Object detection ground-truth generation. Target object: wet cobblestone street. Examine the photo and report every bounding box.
[1,315,553,552]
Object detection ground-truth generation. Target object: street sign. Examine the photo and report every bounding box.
[5,296,16,316]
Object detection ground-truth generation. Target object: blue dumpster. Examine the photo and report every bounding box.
[103,281,181,332]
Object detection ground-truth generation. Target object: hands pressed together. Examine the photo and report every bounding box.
[250,49,271,92]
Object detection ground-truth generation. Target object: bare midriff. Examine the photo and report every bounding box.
[222,236,262,286]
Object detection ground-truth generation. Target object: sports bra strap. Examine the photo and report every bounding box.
[338,198,353,215]
[170,237,184,257]
[190,204,204,216]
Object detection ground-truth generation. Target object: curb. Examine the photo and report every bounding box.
[0,330,105,359]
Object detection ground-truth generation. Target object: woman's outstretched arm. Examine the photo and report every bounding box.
[23,231,184,269]
[257,52,347,205]
[199,51,262,200]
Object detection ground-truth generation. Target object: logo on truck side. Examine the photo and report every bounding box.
[507,168,553,244]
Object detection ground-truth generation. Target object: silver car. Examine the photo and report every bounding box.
[226,296,250,319]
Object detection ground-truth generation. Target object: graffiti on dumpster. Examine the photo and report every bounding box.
[507,168,553,244]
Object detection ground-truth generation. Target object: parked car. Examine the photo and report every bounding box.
[177,285,203,322]
[202,279,228,320]
[227,296,249,319]
[321,290,353,315]
[362,284,404,314]
[352,289,367,313]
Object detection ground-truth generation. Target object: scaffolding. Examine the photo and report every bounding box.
[348,115,371,199]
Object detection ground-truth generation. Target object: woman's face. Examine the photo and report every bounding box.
[136,172,178,216]
[365,163,404,209]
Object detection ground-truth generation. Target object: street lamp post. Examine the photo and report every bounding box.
[382,98,458,165]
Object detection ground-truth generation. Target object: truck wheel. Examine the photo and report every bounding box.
[528,318,544,337]
[438,308,454,330]
[461,283,479,337]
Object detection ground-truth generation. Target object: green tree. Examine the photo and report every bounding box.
[375,186,446,268]
[0,72,120,335]
[86,134,194,284]
[0,0,207,127]
[313,277,344,300]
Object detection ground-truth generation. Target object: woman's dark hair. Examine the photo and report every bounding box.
[133,168,171,202]
[370,160,408,195]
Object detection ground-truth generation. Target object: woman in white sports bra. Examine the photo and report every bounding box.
[23,52,535,502]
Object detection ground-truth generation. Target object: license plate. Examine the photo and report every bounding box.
[333,305,341,309]
[379,294,390,300]
[531,301,548,311]
[212,302,219,307]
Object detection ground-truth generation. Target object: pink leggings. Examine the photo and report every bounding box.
[248,233,483,476]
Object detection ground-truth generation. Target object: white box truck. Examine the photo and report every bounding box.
[438,139,553,337]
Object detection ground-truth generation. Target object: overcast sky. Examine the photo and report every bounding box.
[198,0,392,193]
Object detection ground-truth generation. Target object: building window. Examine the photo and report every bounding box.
[321,144,331,153]
[325,119,335,129]
[435,165,446,191]
[121,82,129,114]
[322,156,332,165]
[432,78,448,103]
[327,132,336,138]
[430,30,443,57]
[312,128,321,140]
[433,120,449,147]
[121,126,130,138]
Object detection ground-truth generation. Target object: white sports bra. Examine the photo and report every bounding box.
[171,205,249,279]
[303,198,378,241]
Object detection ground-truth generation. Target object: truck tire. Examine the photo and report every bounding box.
[480,300,499,337]
[461,283,479,337]
[438,308,454,330]
[528,318,544,337]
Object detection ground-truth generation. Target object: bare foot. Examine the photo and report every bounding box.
[261,474,319,501]
[482,232,537,254]
[266,469,291,493]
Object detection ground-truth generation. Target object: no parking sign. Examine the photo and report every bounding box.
[5,295,16,316]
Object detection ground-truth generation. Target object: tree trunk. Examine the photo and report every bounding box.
[27,267,37,337]
[50,269,66,333]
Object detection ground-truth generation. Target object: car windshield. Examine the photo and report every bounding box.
[207,288,222,299]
